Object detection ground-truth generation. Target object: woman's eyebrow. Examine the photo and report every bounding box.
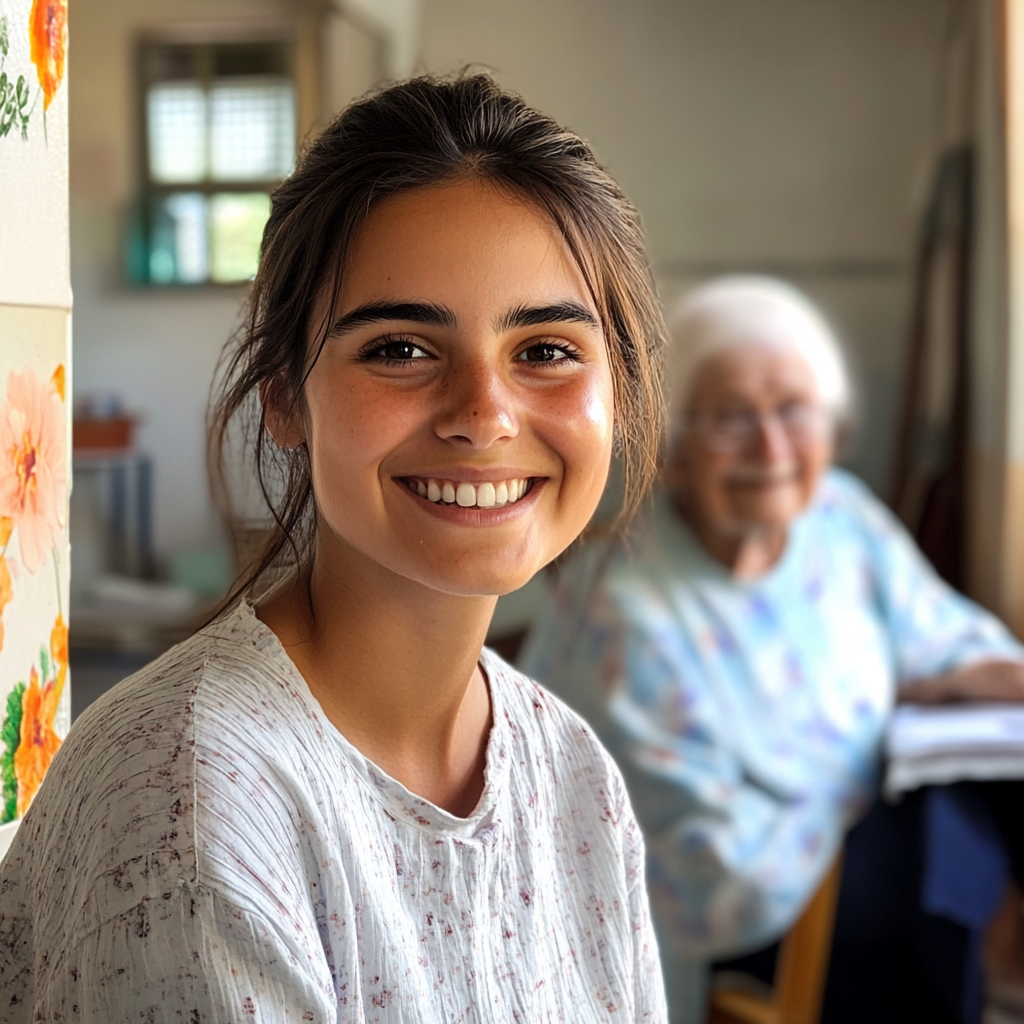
[329,301,457,336]
[496,302,600,332]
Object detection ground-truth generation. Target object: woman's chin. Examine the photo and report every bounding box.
[726,500,805,534]
[401,555,545,602]
[723,483,810,528]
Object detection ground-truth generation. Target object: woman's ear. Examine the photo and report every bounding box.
[260,376,306,450]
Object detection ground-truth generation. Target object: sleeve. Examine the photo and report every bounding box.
[839,475,1024,682]
[34,884,338,1023]
[522,576,841,963]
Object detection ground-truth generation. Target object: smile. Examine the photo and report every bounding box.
[401,477,533,508]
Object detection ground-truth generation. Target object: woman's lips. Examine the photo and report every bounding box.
[395,475,546,524]
[724,464,800,486]
[399,475,533,509]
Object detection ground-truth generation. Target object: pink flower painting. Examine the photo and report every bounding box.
[0,369,67,574]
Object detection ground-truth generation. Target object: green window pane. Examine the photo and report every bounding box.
[149,193,208,284]
[209,192,270,283]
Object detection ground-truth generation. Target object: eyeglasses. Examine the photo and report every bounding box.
[682,402,831,453]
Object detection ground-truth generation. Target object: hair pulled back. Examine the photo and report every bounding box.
[210,72,666,599]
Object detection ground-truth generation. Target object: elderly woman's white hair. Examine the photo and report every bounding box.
[667,275,852,430]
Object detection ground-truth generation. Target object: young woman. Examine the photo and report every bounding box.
[0,75,668,1022]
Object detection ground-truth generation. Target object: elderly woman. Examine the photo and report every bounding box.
[519,276,1024,1024]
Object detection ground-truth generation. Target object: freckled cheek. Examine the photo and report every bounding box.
[697,451,738,492]
[533,378,614,480]
[305,385,428,477]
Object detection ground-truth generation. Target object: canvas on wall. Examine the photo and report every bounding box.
[0,0,69,309]
[0,0,69,839]
[0,305,70,825]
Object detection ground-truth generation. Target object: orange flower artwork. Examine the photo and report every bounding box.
[0,555,11,654]
[0,514,12,652]
[0,368,67,574]
[28,0,67,111]
[13,661,62,818]
[49,364,66,403]
[49,612,68,694]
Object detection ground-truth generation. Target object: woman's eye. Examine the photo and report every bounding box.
[517,342,579,364]
[778,401,812,423]
[362,338,431,364]
[712,409,756,432]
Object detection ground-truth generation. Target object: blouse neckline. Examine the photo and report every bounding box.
[228,598,511,842]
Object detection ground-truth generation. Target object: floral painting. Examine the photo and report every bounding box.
[0,363,68,822]
[0,307,71,827]
[0,0,70,836]
[0,0,67,141]
[0,0,70,314]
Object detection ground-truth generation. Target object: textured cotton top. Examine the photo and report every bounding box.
[0,600,667,1023]
[519,469,1022,1022]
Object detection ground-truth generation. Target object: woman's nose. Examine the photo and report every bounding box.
[752,413,794,462]
[433,361,519,448]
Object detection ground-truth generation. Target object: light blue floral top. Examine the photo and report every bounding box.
[519,469,1022,1022]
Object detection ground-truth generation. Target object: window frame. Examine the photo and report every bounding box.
[132,24,298,288]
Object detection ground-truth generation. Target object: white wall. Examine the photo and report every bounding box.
[419,0,952,494]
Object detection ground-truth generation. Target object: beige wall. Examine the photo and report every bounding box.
[420,0,952,495]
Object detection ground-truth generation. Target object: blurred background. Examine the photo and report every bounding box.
[67,0,1007,712]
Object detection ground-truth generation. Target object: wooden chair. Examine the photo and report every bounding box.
[707,856,843,1024]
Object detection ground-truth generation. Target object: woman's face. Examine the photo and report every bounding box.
[271,178,614,597]
[668,343,834,539]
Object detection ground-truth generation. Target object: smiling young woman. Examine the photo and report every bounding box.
[255,178,617,818]
[0,75,668,1022]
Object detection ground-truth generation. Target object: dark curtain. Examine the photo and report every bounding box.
[890,146,973,589]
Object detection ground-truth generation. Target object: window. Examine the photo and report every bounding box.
[133,39,295,286]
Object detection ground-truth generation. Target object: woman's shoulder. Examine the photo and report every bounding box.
[805,466,906,548]
[31,625,216,848]
[63,601,317,788]
[2,604,327,941]
[815,466,890,522]
[483,649,631,814]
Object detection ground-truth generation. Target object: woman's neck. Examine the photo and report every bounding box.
[257,533,497,818]
[675,497,788,580]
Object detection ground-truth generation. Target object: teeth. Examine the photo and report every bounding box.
[408,477,531,509]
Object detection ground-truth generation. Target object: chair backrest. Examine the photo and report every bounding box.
[772,855,843,1024]
[708,855,843,1024]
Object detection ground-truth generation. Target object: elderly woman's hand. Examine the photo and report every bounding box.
[898,659,1024,704]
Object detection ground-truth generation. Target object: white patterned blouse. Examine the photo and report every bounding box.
[0,600,667,1023]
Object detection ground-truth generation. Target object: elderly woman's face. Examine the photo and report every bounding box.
[670,343,833,538]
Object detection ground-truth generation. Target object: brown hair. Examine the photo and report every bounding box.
[209,72,666,600]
